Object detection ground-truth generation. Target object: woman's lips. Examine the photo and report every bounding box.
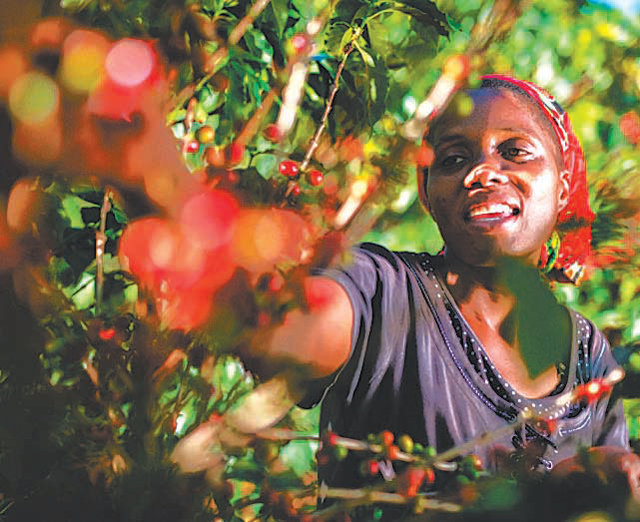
[465,202,520,224]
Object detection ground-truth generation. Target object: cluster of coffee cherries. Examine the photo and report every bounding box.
[276,159,323,197]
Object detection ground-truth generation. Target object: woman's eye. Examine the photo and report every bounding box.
[501,145,531,160]
[441,155,466,167]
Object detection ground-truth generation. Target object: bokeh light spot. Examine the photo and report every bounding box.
[180,190,239,251]
[0,46,28,98]
[9,71,60,125]
[60,34,108,93]
[105,39,155,88]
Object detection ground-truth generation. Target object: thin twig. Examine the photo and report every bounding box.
[300,43,355,172]
[434,418,525,464]
[171,0,272,111]
[312,488,461,519]
[202,0,271,90]
[236,89,278,146]
[228,0,272,45]
[95,189,112,314]
[256,428,320,441]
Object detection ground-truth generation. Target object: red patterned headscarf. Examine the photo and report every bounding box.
[480,75,595,284]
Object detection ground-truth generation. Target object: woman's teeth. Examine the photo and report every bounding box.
[468,203,517,219]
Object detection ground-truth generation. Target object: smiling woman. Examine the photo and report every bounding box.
[425,86,566,269]
[268,75,640,508]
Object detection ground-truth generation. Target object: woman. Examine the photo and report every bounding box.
[173,75,640,503]
[263,75,640,499]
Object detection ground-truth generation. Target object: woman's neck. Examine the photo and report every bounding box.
[440,252,518,333]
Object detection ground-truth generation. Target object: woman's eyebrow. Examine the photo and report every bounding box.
[433,133,467,146]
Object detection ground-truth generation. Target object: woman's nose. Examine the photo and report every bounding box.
[462,160,509,189]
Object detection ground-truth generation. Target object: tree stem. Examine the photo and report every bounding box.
[300,43,354,173]
[95,189,112,314]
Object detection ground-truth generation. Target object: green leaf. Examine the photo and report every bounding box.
[368,54,389,125]
[60,195,98,229]
[268,0,289,38]
[254,154,278,179]
[355,42,375,67]
[59,0,93,11]
[390,0,449,36]
[198,85,223,113]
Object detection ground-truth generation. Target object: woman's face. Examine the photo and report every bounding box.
[425,88,569,268]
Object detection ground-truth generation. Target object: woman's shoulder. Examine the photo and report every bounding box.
[565,307,619,381]
[567,308,607,351]
[354,242,437,267]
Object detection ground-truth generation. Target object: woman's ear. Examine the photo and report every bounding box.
[557,168,571,212]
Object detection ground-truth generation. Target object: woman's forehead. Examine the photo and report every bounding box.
[428,88,556,147]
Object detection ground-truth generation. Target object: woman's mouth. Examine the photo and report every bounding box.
[465,203,520,224]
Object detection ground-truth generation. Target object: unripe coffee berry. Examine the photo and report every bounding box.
[196,125,215,143]
[398,434,414,454]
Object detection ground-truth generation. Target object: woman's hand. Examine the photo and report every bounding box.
[553,446,640,502]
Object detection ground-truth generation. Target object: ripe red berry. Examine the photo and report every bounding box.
[404,467,426,497]
[425,467,436,484]
[185,139,200,153]
[279,160,299,178]
[99,327,116,341]
[290,183,301,196]
[367,459,379,475]
[387,444,400,460]
[380,430,394,447]
[263,123,282,142]
[307,169,324,186]
[204,146,225,167]
[225,142,245,166]
[324,430,339,446]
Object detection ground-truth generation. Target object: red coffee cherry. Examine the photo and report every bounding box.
[380,430,394,447]
[204,146,225,167]
[307,169,324,186]
[185,139,200,153]
[225,142,244,166]
[279,160,299,178]
[263,123,282,142]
